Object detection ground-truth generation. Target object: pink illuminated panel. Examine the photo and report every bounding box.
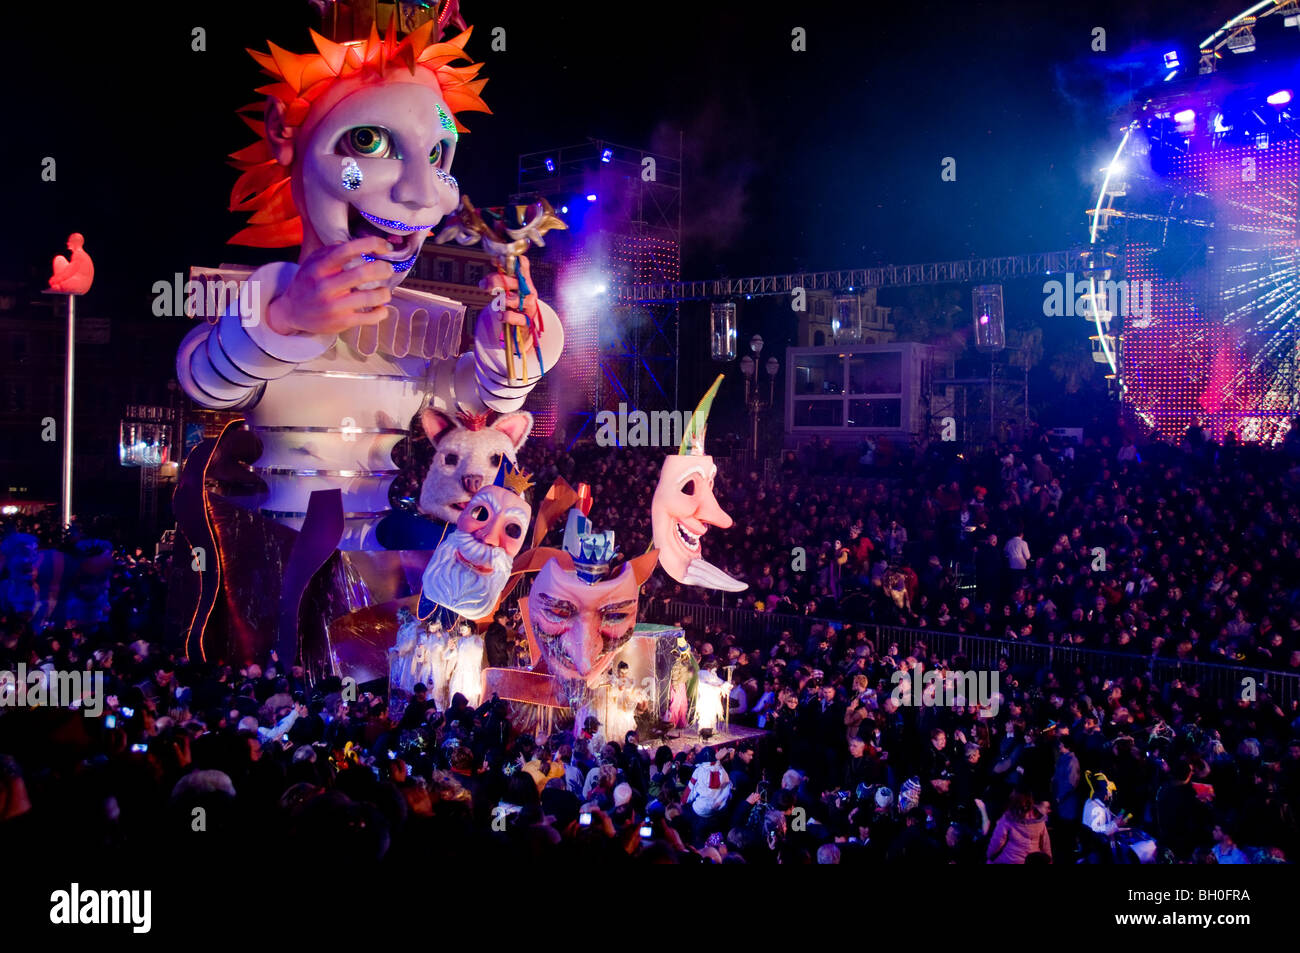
[1122,140,1299,442]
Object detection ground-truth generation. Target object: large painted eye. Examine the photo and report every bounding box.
[470,505,489,522]
[429,141,444,166]
[680,480,696,496]
[443,453,459,466]
[489,453,502,467]
[505,523,522,540]
[343,126,392,158]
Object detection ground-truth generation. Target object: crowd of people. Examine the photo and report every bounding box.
[531,421,1300,675]
[0,417,1297,865]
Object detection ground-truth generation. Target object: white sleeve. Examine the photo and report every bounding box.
[423,298,564,417]
[257,708,299,744]
[1083,799,1117,835]
[176,262,336,410]
[466,300,564,414]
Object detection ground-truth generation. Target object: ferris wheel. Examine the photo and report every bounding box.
[1084,0,1300,441]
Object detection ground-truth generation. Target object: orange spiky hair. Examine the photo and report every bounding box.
[228,18,490,248]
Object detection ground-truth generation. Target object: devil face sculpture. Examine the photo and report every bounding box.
[651,454,745,591]
[422,483,532,620]
[526,559,642,685]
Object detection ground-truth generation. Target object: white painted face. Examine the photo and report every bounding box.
[290,75,461,290]
[421,485,533,620]
[650,454,746,591]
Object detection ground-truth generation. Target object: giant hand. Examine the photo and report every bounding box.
[264,237,396,336]
[471,254,564,413]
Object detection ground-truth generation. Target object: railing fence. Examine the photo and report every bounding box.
[649,600,1299,709]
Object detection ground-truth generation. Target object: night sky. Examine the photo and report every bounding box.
[0,0,1248,315]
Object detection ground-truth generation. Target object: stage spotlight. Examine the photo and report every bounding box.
[560,205,568,213]
[1163,50,1179,69]
[586,193,597,202]
[1267,89,1292,106]
[600,148,613,163]
[1213,113,1231,133]
[1173,108,1195,124]
[1104,160,1125,175]
[544,157,555,172]
[591,281,607,295]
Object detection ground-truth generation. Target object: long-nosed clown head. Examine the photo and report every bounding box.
[649,375,746,592]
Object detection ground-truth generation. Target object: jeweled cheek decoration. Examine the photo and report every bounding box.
[436,104,459,142]
[434,168,459,190]
[341,157,363,191]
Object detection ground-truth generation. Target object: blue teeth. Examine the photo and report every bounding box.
[362,250,419,274]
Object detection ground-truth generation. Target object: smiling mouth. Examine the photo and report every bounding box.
[348,207,431,270]
[454,550,492,575]
[675,522,702,552]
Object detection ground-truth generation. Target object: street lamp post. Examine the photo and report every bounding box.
[43,292,82,530]
[739,335,780,467]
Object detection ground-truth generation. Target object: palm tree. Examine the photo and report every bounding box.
[891,287,965,344]
[1009,325,1044,372]
[1049,339,1098,394]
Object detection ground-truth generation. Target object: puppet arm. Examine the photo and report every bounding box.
[176,262,335,409]
[423,296,562,416]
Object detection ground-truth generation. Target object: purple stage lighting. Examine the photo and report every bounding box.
[1174,108,1195,124]
[586,193,597,202]
[545,157,555,172]
[600,149,612,163]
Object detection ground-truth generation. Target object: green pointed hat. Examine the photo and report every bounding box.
[679,374,724,455]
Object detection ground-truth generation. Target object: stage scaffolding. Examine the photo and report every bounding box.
[512,139,684,438]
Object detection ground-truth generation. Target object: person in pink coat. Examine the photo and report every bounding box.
[986,790,1053,864]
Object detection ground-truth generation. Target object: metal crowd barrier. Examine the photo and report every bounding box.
[650,600,1299,709]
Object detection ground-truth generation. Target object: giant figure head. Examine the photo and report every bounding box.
[651,375,746,591]
[524,512,657,685]
[229,19,490,290]
[419,459,534,621]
